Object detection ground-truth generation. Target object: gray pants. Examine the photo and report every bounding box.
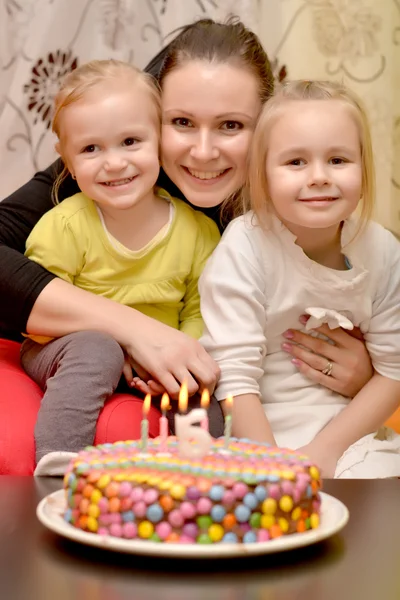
[21,331,225,464]
[21,331,125,463]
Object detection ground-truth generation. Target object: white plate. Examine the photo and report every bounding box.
[37,490,349,559]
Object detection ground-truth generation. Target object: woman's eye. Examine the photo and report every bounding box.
[171,118,193,128]
[288,158,304,166]
[221,121,243,131]
[123,137,139,146]
[330,157,346,165]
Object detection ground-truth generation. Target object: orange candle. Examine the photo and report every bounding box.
[159,393,170,452]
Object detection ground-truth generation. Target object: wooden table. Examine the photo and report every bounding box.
[1,477,400,600]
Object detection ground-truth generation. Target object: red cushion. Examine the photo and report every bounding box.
[0,339,161,475]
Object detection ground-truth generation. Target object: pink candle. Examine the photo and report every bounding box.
[140,394,151,452]
[159,393,170,452]
[200,389,210,432]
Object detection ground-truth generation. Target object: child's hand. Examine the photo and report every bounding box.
[131,377,166,396]
[297,443,339,479]
[123,355,206,398]
[123,356,166,396]
[122,357,151,393]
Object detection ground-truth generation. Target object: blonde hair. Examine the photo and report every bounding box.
[241,79,375,236]
[52,59,161,203]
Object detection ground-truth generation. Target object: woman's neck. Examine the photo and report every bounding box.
[97,190,170,251]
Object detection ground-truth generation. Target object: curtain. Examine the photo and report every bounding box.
[0,0,257,199]
[0,0,398,235]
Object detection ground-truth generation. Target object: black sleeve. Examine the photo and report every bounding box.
[0,159,79,339]
[0,40,221,341]
[0,43,171,341]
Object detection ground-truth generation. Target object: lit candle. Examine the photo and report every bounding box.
[179,381,188,413]
[224,395,233,450]
[159,393,170,452]
[175,383,212,459]
[141,394,151,452]
[200,389,210,431]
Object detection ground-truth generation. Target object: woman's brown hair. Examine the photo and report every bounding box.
[158,17,274,105]
[158,17,274,224]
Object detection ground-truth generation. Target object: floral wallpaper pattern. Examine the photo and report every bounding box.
[0,0,257,191]
[0,0,398,233]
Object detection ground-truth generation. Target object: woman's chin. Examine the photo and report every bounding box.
[182,189,226,208]
[175,169,239,209]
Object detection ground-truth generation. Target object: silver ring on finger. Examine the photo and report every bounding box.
[321,360,333,377]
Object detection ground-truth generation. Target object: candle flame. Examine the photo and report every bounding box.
[143,394,151,416]
[200,388,210,409]
[161,393,170,412]
[225,394,233,411]
[178,382,188,413]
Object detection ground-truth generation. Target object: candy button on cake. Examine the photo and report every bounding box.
[63,437,321,544]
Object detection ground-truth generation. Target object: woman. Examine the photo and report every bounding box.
[0,19,373,474]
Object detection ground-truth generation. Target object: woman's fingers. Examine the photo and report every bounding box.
[282,331,341,363]
[128,359,152,382]
[291,358,350,395]
[286,344,335,373]
[126,325,219,399]
[298,317,364,347]
[147,380,167,395]
[186,357,220,395]
[283,320,374,398]
[148,345,219,398]
[122,360,133,385]
[311,323,365,347]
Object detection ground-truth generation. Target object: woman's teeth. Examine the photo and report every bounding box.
[187,168,226,180]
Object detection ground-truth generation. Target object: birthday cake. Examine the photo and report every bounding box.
[63,437,321,544]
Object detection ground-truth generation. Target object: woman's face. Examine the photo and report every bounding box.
[161,60,262,207]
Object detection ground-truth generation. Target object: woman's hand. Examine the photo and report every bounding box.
[28,279,220,400]
[281,315,373,398]
[27,278,220,398]
[123,318,220,399]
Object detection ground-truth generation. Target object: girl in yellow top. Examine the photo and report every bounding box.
[21,60,220,474]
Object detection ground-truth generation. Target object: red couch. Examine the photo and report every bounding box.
[0,338,162,475]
